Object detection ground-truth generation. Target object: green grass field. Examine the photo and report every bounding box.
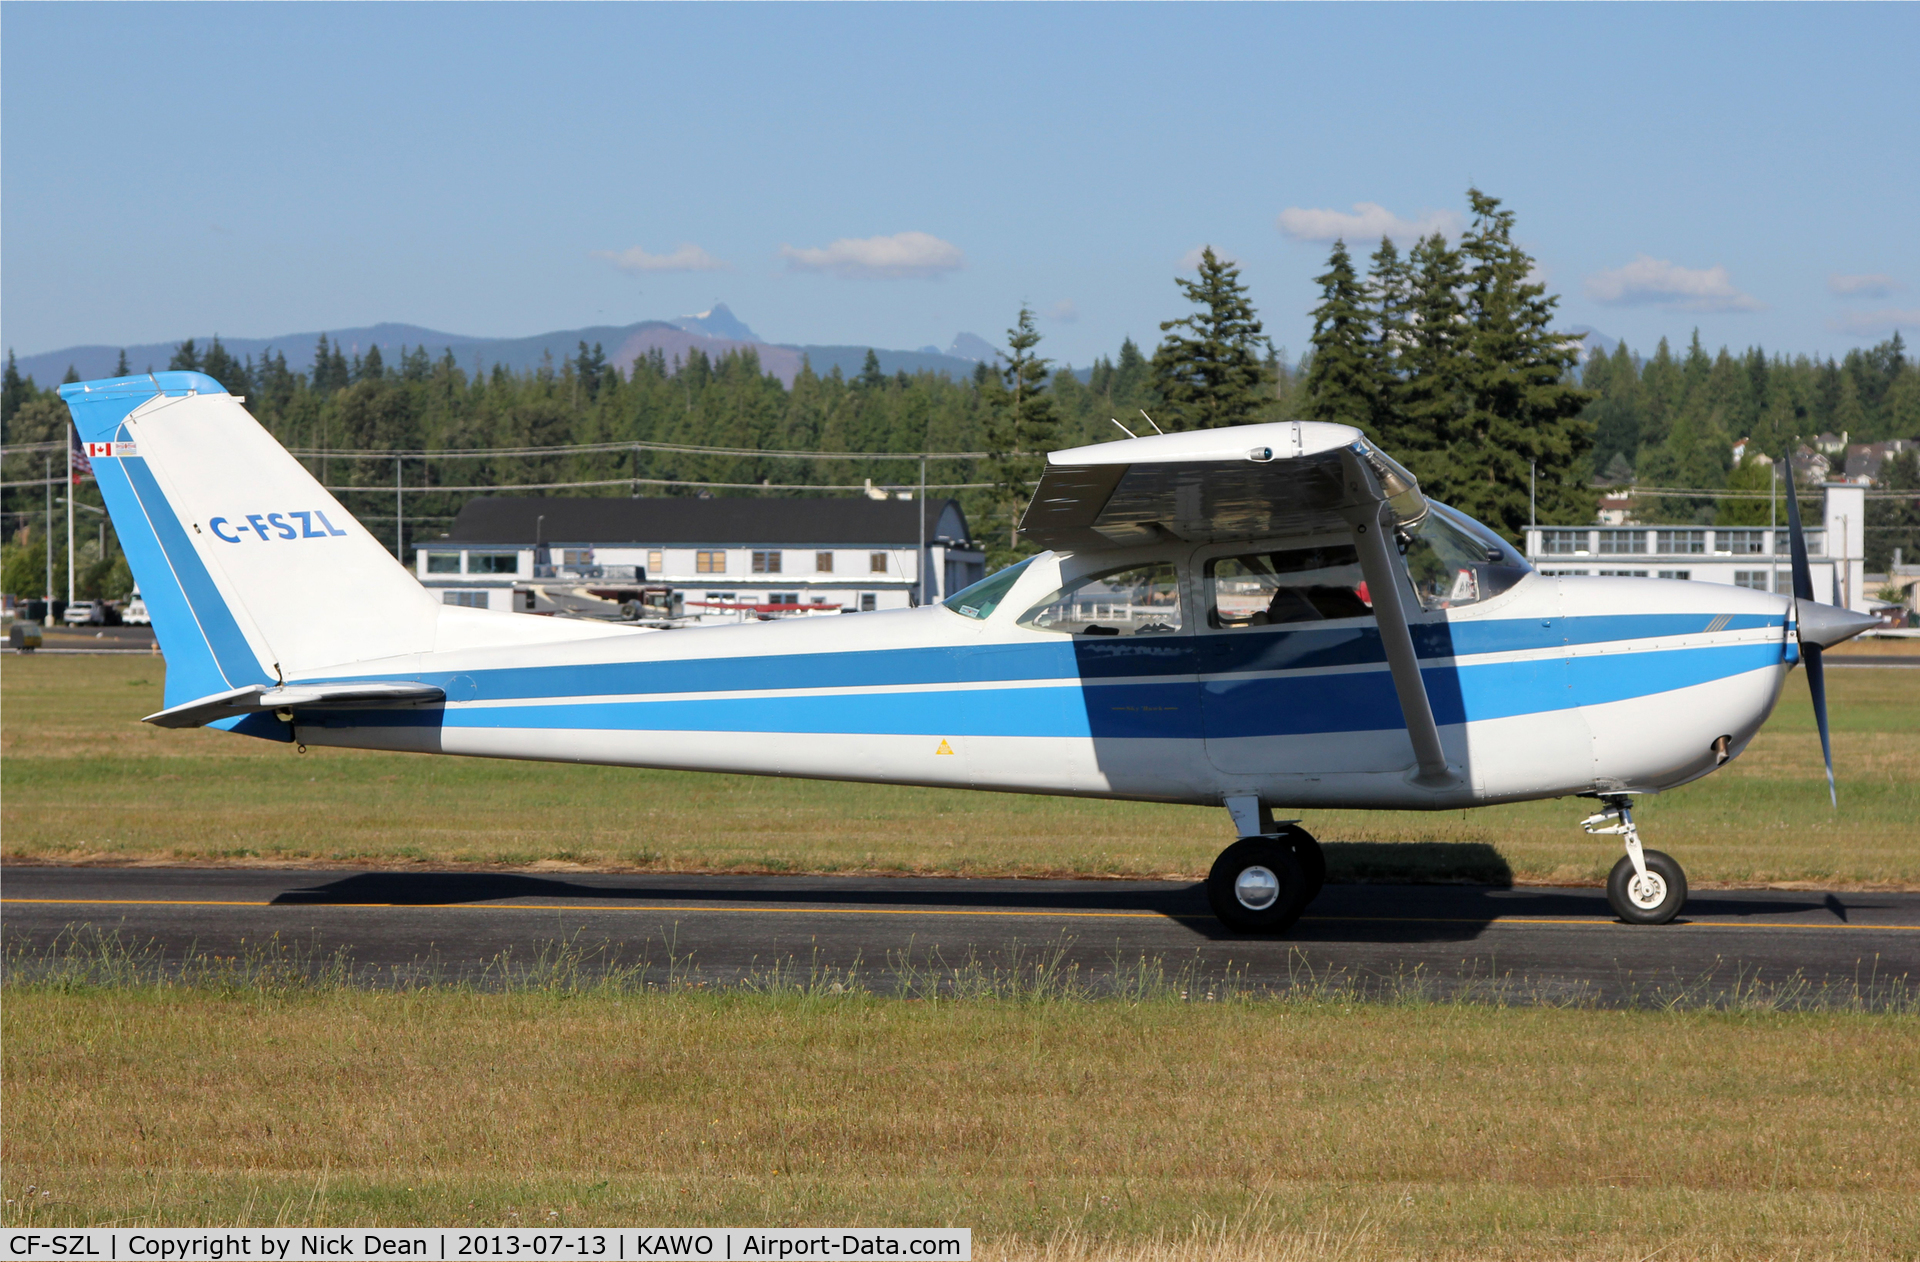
[4,970,1917,1257]
[3,651,1916,887]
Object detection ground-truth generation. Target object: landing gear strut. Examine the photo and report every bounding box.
[1583,795,1688,925]
[1209,797,1326,934]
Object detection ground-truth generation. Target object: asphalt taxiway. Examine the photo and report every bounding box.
[5,866,1915,1003]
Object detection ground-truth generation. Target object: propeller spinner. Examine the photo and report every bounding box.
[1781,460,1881,806]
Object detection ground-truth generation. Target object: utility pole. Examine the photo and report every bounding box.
[43,454,52,604]
[396,455,404,562]
[1529,460,1536,530]
[918,455,927,606]
[66,427,76,607]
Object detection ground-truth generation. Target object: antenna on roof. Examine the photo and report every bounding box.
[1110,418,1138,439]
[1139,410,1165,436]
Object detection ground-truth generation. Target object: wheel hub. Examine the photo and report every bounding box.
[1234,865,1281,911]
[1625,869,1668,911]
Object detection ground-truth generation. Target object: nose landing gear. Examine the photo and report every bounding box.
[1583,795,1688,925]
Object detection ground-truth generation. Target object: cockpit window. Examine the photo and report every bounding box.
[943,556,1036,620]
[1207,544,1372,628]
[1399,503,1533,611]
[1017,562,1183,637]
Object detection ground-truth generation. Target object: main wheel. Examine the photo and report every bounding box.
[1208,838,1309,935]
[1606,850,1688,925]
[1277,824,1326,907]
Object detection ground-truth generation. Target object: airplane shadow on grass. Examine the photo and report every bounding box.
[267,841,1834,945]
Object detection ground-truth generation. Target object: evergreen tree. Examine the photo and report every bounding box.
[114,349,131,377]
[1444,188,1593,537]
[858,349,886,391]
[982,305,1058,561]
[200,336,249,395]
[1361,236,1415,451]
[62,365,80,384]
[1149,247,1267,430]
[1301,240,1372,432]
[358,344,386,383]
[3,351,35,430]
[168,339,201,372]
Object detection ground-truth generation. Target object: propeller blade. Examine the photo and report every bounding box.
[1782,450,1837,807]
[1805,641,1837,808]
[1781,452,1816,603]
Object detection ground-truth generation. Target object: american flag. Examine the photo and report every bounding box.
[69,423,92,485]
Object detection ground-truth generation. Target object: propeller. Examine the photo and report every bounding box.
[1781,456,1880,806]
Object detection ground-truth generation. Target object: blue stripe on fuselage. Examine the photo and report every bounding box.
[309,640,1781,740]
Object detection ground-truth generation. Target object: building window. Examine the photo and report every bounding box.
[1657,570,1693,581]
[816,551,834,573]
[469,553,518,575]
[426,552,461,574]
[769,592,797,607]
[561,548,593,568]
[1537,569,1590,577]
[1597,531,1643,555]
[1598,569,1649,577]
[1718,530,1765,555]
[869,552,889,573]
[442,591,489,608]
[752,550,783,574]
[860,593,877,611]
[1656,530,1705,555]
[1539,529,1586,555]
[648,550,664,574]
[696,550,726,574]
[1734,571,1770,589]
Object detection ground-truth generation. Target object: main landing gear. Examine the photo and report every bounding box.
[1208,797,1326,934]
[1583,794,1688,925]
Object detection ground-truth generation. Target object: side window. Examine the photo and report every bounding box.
[1017,563,1182,637]
[1206,545,1371,629]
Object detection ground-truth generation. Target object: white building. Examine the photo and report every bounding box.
[1524,483,1868,611]
[415,495,985,618]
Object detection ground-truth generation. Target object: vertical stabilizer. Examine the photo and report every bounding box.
[60,373,440,706]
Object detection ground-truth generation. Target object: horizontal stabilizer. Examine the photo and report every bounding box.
[144,680,447,729]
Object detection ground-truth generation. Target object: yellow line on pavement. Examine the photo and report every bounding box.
[4,897,1915,930]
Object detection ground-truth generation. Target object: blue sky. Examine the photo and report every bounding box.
[4,2,1916,368]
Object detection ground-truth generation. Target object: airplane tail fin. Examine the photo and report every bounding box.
[59,373,442,709]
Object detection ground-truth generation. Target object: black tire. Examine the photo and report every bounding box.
[1606,850,1688,925]
[1208,838,1309,935]
[1277,824,1326,907]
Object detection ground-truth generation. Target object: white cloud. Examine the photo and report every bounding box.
[779,231,964,279]
[1829,272,1901,299]
[1178,245,1238,271]
[595,243,727,273]
[1583,255,1764,312]
[1044,299,1079,324]
[1275,202,1463,244]
[1831,308,1920,338]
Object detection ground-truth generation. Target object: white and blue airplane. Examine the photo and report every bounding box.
[59,371,1877,931]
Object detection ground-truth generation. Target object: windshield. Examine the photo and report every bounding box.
[1399,503,1532,611]
[943,557,1036,620]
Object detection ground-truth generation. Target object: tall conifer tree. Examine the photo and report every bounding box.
[982,306,1058,560]
[1149,248,1267,430]
[1302,240,1372,431]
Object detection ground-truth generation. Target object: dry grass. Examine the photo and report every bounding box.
[3,978,1917,1257]
[3,653,1916,887]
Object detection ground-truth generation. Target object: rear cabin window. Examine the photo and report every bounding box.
[1017,563,1182,637]
[1207,545,1371,628]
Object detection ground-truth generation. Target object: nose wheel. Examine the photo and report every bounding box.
[1583,796,1688,925]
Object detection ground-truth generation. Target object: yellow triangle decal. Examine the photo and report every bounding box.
[935,739,954,755]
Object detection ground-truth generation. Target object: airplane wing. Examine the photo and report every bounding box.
[1018,421,1425,550]
[1022,420,1452,787]
[144,681,447,729]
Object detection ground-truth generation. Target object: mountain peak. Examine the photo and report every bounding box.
[671,303,761,343]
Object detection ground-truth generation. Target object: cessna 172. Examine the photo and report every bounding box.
[59,371,1877,931]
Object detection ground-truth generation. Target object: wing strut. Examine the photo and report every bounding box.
[1342,457,1452,786]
